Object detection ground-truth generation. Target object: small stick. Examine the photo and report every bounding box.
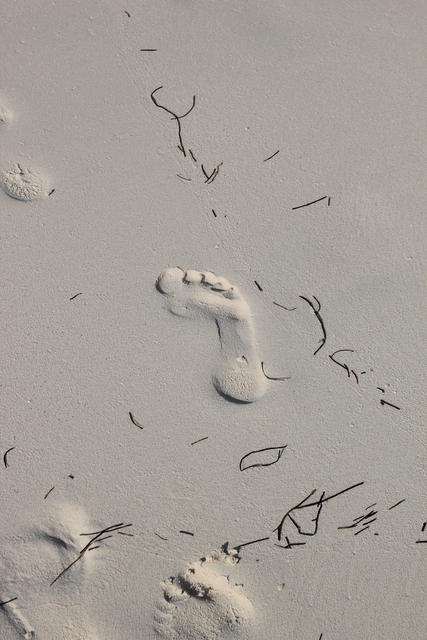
[179,530,194,536]
[327,196,331,206]
[69,293,82,301]
[380,399,400,410]
[189,149,197,162]
[254,280,263,291]
[3,447,15,468]
[177,174,191,182]
[273,300,296,311]
[416,539,427,543]
[129,411,143,429]
[388,499,406,511]
[300,295,327,356]
[0,596,18,606]
[140,49,157,52]
[354,525,370,536]
[118,531,134,536]
[48,188,55,196]
[422,522,427,532]
[292,196,327,210]
[211,209,217,217]
[191,436,209,446]
[124,10,131,17]
[44,486,55,500]
[154,532,168,541]
[234,536,270,550]
[263,150,280,162]
[377,387,385,393]
[261,362,291,381]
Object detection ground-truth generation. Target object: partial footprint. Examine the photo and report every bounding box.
[156,267,266,402]
[0,502,99,639]
[154,545,254,639]
[0,102,12,125]
[1,163,46,201]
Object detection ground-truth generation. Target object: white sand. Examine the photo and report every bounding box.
[1,1,426,638]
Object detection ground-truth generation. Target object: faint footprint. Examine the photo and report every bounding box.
[154,545,254,639]
[1,163,46,201]
[0,102,12,125]
[156,267,266,402]
[0,502,99,639]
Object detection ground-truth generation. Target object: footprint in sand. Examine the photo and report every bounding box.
[1,163,46,201]
[0,502,99,639]
[154,545,254,640]
[156,267,267,403]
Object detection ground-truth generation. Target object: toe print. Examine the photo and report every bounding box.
[154,546,254,640]
[156,268,267,402]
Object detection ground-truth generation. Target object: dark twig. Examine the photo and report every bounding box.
[69,293,82,301]
[189,149,197,162]
[261,362,291,381]
[140,49,157,52]
[191,436,209,446]
[171,96,196,120]
[292,196,327,210]
[416,540,427,544]
[211,209,217,217]
[177,174,191,182]
[273,301,297,311]
[388,499,406,511]
[239,445,287,471]
[154,532,168,541]
[3,447,15,468]
[44,486,55,500]
[380,399,400,410]
[150,86,195,157]
[0,596,18,606]
[300,295,327,355]
[234,537,270,550]
[254,280,263,291]
[48,188,55,196]
[354,525,370,536]
[179,530,194,536]
[263,150,280,162]
[129,412,143,429]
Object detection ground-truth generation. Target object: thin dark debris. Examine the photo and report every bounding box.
[140,48,157,52]
[274,536,306,550]
[380,399,400,410]
[51,522,132,586]
[354,525,370,536]
[129,411,143,429]
[3,447,15,468]
[154,532,168,541]
[44,486,55,500]
[239,445,287,472]
[0,596,18,606]
[388,499,406,511]
[274,481,364,542]
[179,530,194,536]
[177,174,192,182]
[189,149,197,162]
[254,280,263,291]
[150,86,196,157]
[261,362,291,381]
[124,10,131,18]
[272,300,297,311]
[191,436,209,446]
[48,189,55,196]
[263,150,280,162]
[234,536,270,550]
[292,195,327,211]
[69,293,82,301]
[329,349,354,377]
[211,209,217,218]
[300,295,327,355]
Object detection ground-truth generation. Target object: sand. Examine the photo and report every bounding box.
[1,1,426,638]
